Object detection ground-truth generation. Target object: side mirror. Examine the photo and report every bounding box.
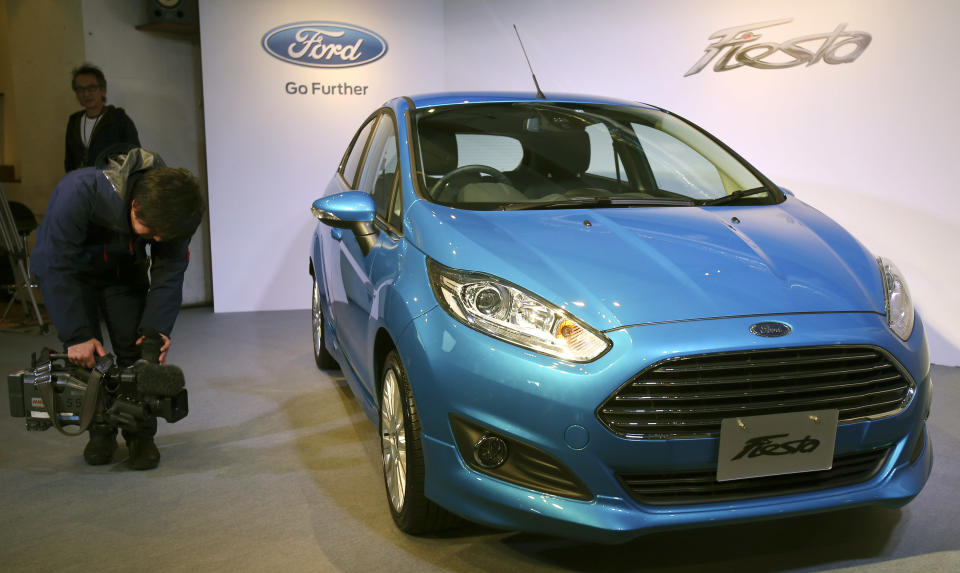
[311,191,378,255]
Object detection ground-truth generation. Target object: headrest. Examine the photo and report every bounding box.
[521,130,591,179]
[419,127,458,176]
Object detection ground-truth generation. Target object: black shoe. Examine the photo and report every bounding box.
[83,428,118,465]
[127,437,161,470]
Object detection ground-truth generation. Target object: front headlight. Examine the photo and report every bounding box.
[878,257,915,341]
[427,259,611,362]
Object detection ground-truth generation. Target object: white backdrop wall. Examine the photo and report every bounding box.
[199,0,444,315]
[200,0,960,366]
[81,0,211,305]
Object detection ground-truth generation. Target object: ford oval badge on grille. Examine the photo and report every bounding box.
[750,321,792,337]
[262,22,388,68]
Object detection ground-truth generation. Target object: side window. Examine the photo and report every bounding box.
[357,114,398,220]
[388,183,403,229]
[341,116,378,188]
[632,123,724,198]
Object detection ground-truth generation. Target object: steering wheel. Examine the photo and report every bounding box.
[430,164,511,201]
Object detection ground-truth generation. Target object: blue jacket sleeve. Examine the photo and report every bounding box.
[140,239,190,337]
[30,172,98,345]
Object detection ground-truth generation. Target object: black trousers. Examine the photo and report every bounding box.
[77,281,147,367]
[80,281,157,438]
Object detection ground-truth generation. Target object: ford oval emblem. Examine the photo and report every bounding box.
[262,22,388,68]
[750,321,792,337]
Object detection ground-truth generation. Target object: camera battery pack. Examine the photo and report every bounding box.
[7,372,26,417]
[7,370,86,429]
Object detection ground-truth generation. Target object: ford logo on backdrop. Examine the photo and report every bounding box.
[750,321,792,337]
[262,22,388,68]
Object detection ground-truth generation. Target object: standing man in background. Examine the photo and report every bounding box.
[65,63,140,172]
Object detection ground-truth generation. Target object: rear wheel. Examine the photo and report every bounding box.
[379,350,455,533]
[311,277,338,369]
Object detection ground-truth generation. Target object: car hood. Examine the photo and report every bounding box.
[404,197,885,330]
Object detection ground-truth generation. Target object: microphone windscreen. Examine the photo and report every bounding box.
[137,364,185,397]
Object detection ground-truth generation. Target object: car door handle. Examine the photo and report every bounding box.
[331,229,343,241]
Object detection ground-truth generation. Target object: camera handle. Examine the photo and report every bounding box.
[139,328,164,364]
[35,353,116,436]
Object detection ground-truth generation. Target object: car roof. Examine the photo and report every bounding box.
[405,91,662,111]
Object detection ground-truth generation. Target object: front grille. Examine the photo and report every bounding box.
[598,346,913,439]
[619,447,890,505]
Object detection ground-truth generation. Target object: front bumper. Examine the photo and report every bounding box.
[423,422,930,544]
[395,308,933,543]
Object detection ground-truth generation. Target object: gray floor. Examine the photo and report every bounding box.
[1,307,958,572]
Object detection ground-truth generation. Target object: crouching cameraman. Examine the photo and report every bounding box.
[30,148,204,470]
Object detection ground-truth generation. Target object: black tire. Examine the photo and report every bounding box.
[379,350,456,534]
[311,276,338,369]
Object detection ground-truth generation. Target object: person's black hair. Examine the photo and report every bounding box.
[72,63,108,90]
[130,167,205,242]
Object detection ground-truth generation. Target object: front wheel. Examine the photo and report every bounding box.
[379,350,455,534]
[311,276,338,369]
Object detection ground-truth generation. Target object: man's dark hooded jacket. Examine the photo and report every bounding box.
[65,105,140,172]
[32,149,189,347]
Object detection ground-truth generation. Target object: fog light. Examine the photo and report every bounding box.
[450,415,593,500]
[474,434,508,468]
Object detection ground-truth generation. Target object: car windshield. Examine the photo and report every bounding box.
[414,102,778,210]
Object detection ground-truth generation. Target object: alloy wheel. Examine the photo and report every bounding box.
[380,366,407,512]
[312,280,323,357]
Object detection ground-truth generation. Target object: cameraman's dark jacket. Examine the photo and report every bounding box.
[31,149,189,347]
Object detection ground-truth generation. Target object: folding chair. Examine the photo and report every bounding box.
[0,183,46,332]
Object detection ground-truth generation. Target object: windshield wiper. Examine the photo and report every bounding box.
[500,196,695,211]
[696,187,771,206]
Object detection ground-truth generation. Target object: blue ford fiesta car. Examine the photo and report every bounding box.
[308,92,932,543]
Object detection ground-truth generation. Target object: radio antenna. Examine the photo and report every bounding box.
[513,25,545,99]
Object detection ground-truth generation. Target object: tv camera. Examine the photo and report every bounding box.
[6,330,188,435]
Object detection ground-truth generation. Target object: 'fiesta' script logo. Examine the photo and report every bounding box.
[262,22,388,68]
[685,18,871,76]
[730,434,821,460]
